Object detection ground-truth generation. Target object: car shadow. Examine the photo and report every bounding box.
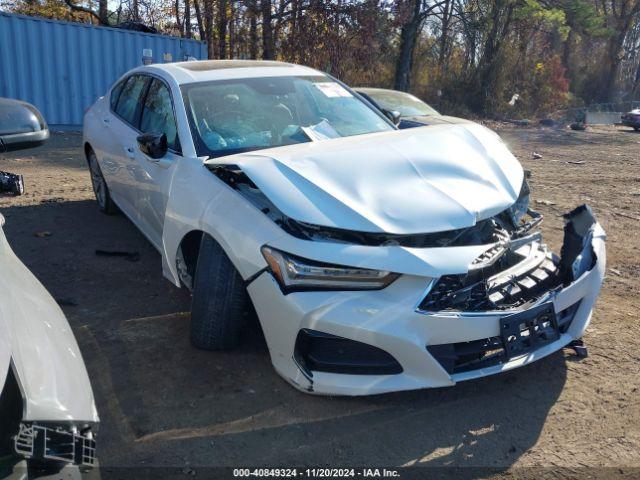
[0,199,569,474]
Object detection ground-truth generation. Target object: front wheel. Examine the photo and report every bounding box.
[190,235,248,350]
[87,150,118,214]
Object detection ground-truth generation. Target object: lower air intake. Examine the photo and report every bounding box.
[294,329,403,376]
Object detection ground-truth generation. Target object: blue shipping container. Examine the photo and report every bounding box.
[0,12,207,128]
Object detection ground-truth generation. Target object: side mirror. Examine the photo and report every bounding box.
[137,133,167,159]
[0,98,49,153]
[383,109,401,126]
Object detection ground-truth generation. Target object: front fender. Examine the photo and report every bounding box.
[161,156,287,286]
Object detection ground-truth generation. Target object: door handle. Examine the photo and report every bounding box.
[125,147,135,159]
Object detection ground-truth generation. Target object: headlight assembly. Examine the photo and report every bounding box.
[261,246,399,292]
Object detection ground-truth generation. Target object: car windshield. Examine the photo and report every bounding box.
[365,90,440,117]
[182,75,394,158]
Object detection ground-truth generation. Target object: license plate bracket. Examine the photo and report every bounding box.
[500,302,559,360]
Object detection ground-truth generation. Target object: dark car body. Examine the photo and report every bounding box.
[355,88,469,129]
[621,109,640,131]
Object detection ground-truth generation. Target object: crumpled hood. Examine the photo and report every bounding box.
[209,123,524,234]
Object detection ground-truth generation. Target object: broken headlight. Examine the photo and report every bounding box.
[261,246,399,292]
[508,178,530,225]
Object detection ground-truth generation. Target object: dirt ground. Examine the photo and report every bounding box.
[0,125,638,477]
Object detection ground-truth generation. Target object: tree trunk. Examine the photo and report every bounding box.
[394,0,422,92]
[598,19,633,101]
[218,0,227,59]
[229,0,235,58]
[98,0,108,24]
[249,0,258,59]
[132,0,139,21]
[261,0,274,59]
[184,0,192,38]
[204,0,215,59]
[473,0,514,112]
[437,0,452,71]
[175,0,183,36]
[632,61,640,98]
[193,0,205,41]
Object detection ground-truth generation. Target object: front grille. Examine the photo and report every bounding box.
[419,242,562,312]
[427,301,581,375]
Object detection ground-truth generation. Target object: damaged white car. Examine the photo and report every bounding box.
[1,99,98,479]
[83,60,606,396]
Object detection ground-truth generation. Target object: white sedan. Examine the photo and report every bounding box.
[83,60,606,396]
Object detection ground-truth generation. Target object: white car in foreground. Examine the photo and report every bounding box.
[83,60,606,396]
[1,99,98,478]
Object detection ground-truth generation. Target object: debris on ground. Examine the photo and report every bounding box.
[568,339,589,358]
[34,231,52,238]
[539,118,557,127]
[609,268,622,276]
[0,170,25,195]
[533,152,543,159]
[567,160,586,165]
[570,122,587,131]
[612,211,640,221]
[95,249,141,262]
[535,199,556,206]
[181,466,197,476]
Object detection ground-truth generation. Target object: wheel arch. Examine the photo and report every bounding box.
[175,229,205,290]
[174,228,263,292]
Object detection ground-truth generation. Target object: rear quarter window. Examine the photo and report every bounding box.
[110,79,126,110]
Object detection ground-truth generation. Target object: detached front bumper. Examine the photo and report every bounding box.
[249,211,606,396]
[14,423,96,467]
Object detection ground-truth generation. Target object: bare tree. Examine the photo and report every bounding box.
[185,0,192,37]
[64,0,109,24]
[218,0,228,58]
[261,0,274,59]
[394,0,447,91]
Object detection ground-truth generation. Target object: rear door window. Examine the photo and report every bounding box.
[114,75,149,127]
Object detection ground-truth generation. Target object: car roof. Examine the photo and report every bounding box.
[141,60,324,85]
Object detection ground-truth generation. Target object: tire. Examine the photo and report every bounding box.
[634,126,640,132]
[190,235,248,350]
[87,149,118,214]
